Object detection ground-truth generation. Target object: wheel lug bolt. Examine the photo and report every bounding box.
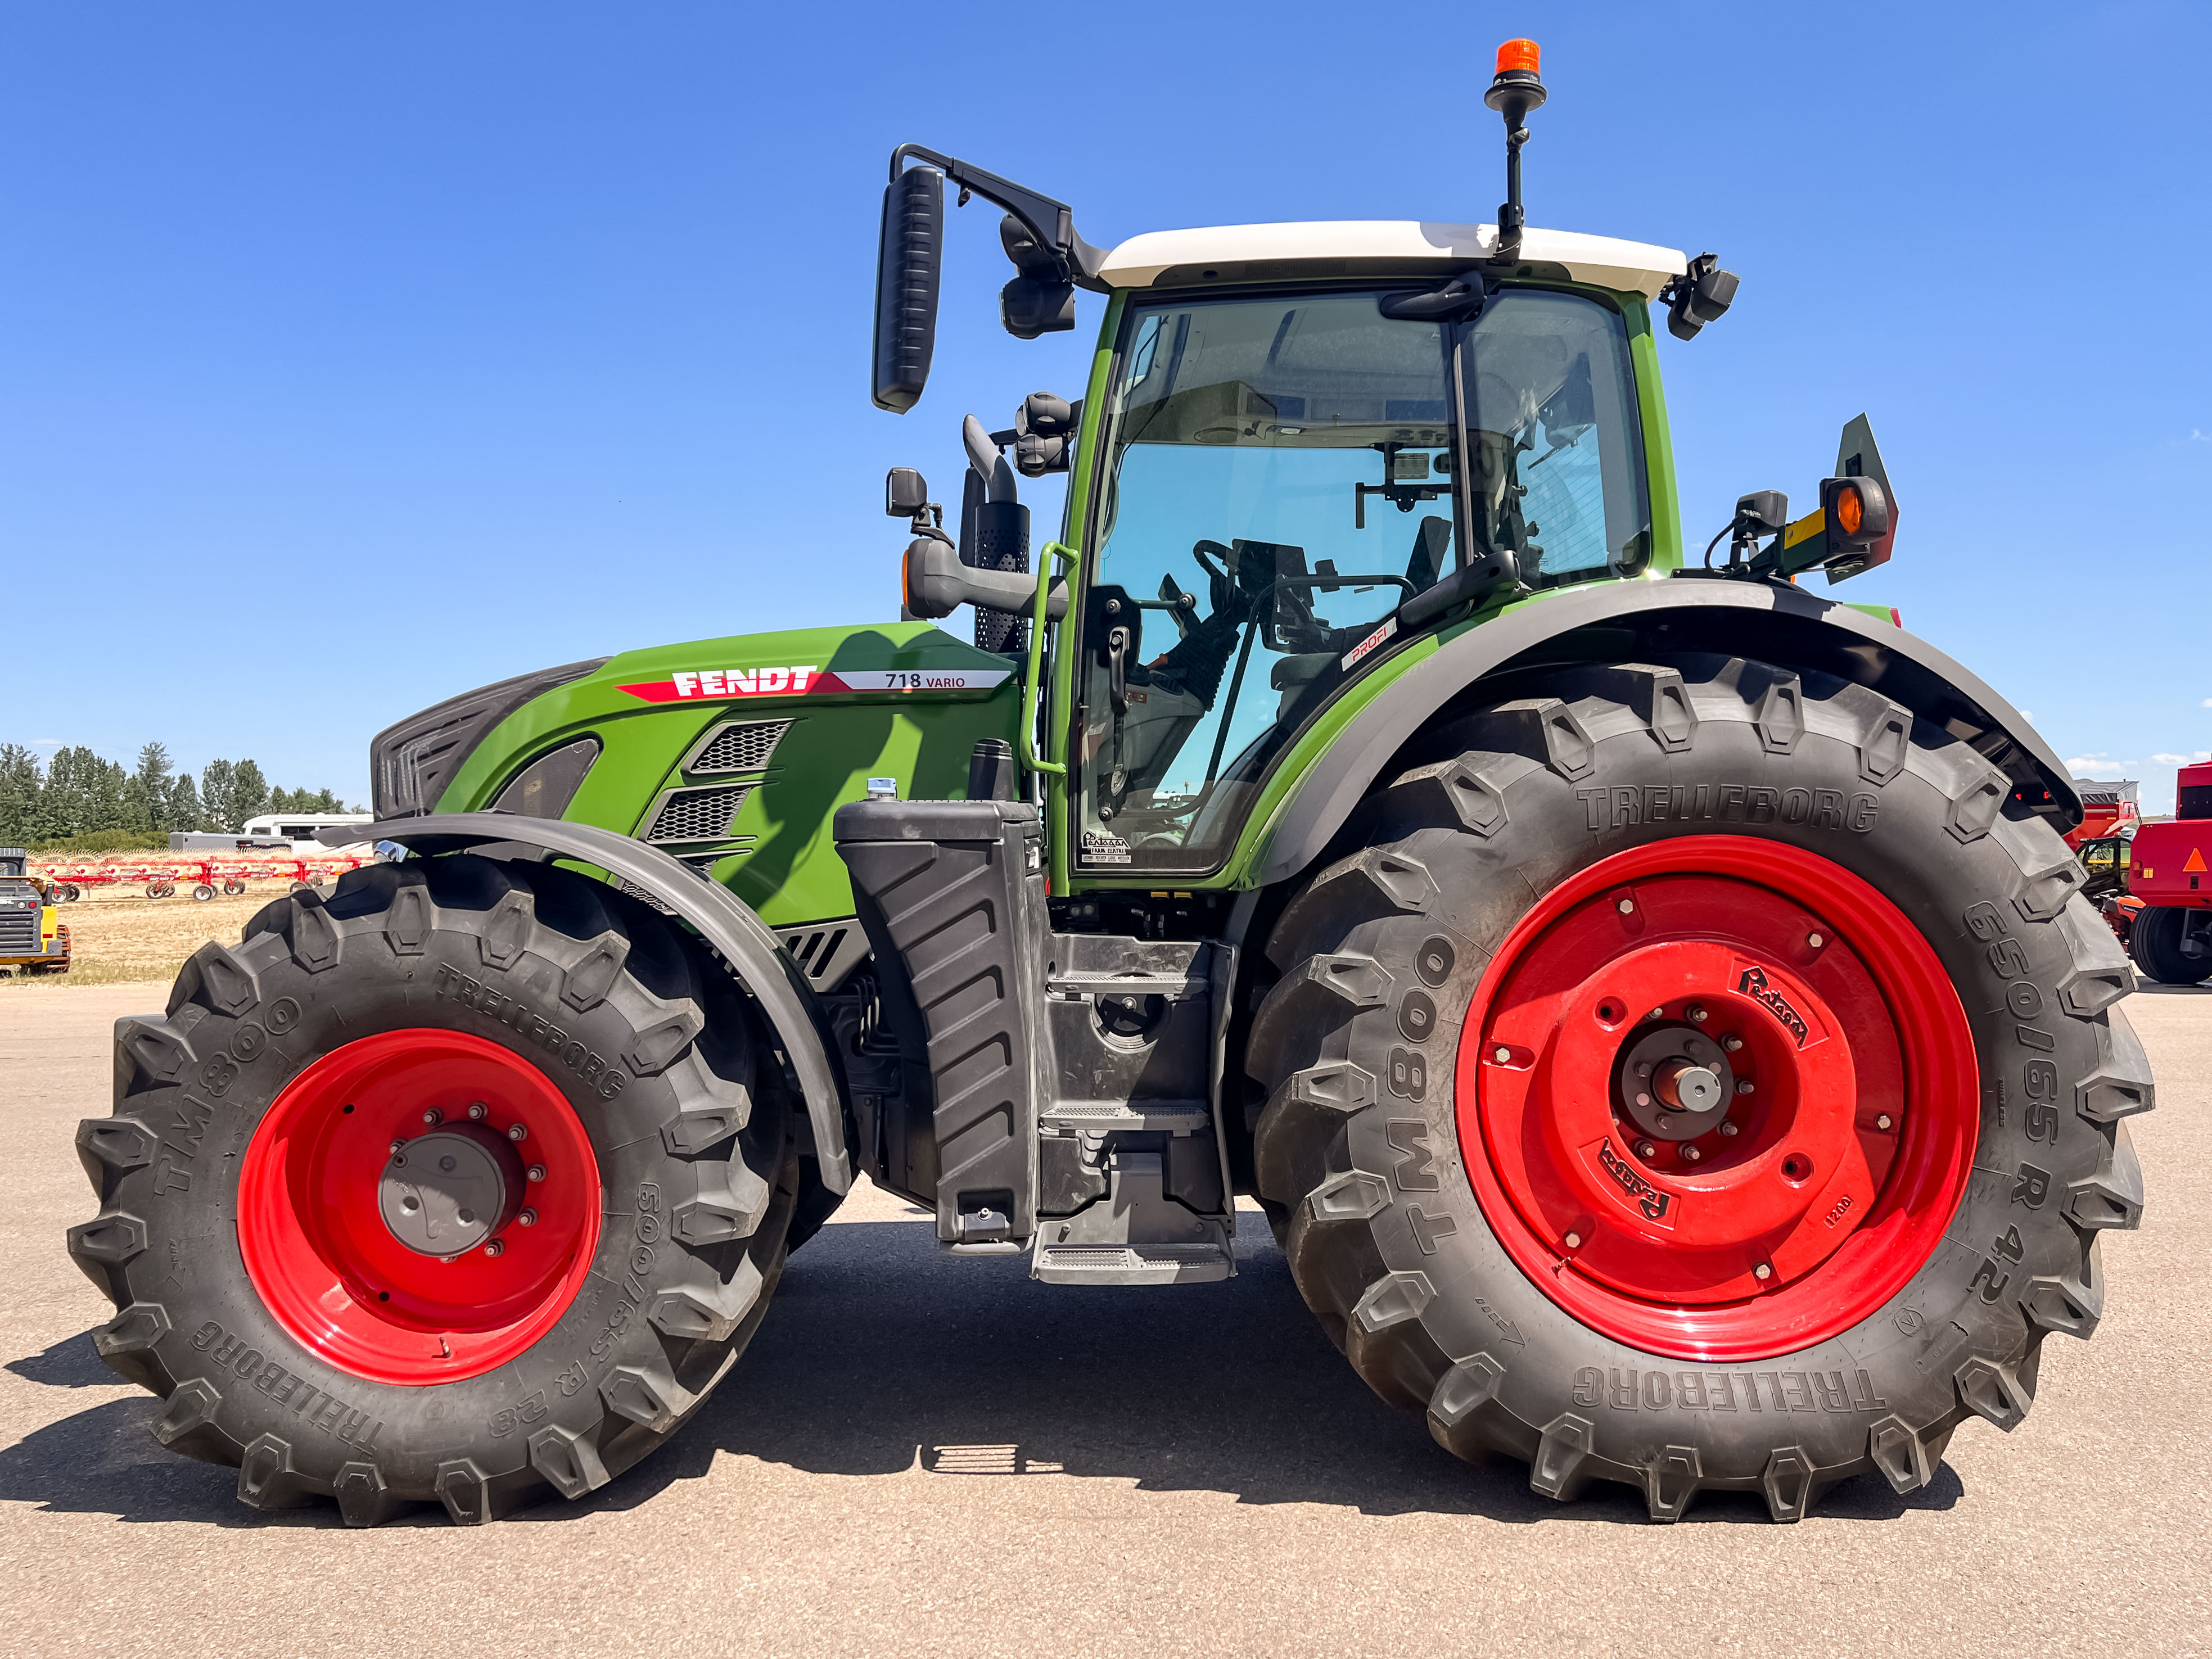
[1876,1114,1893,1131]
[1681,1144,1703,1163]
[1492,1046,1511,1064]
[484,1238,504,1258]
[1637,1092,1651,1107]
[527,1164,547,1182]
[1736,1078,1756,1096]
[1753,1261,1773,1281]
[467,1101,488,1122]
[1687,1003,1708,1023]
[1648,1006,1665,1020]
[1807,932,1824,948]
[1635,1140,1657,1159]
[1616,898,1635,916]
[1722,1034,1743,1052]
[1656,1114,1672,1130]
[1564,1232,1582,1249]
[389,1138,406,1155]
[508,1123,529,1142]
[1719,1120,1740,1138]
[422,1108,443,1126]
[518,1208,538,1227]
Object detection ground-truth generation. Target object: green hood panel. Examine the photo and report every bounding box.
[434,621,1019,929]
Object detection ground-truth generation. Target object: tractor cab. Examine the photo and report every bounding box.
[1061,233,1663,870]
[875,48,1894,887]
[886,210,1695,874]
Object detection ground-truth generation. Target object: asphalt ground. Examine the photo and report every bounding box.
[3,980,2207,1657]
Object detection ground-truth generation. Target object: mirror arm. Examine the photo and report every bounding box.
[890,143,1109,292]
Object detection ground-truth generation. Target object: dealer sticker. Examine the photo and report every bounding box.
[1081,830,1132,866]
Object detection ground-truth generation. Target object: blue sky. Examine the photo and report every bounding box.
[4,3,2206,811]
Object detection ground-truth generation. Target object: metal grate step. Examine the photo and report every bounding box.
[1032,1242,1233,1286]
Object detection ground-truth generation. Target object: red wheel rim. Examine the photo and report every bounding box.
[238,1029,602,1385]
[1455,836,1976,1361]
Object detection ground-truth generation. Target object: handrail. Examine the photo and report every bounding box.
[1021,540,1080,775]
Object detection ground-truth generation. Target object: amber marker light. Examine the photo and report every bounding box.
[1835,484,1865,536]
[1496,38,1541,75]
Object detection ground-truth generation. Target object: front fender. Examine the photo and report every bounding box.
[1254,578,2077,887]
[339,813,852,1194]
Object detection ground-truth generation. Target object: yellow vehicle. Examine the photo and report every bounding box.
[0,848,70,977]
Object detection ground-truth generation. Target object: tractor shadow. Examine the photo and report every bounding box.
[0,1332,288,1526]
[0,1221,1961,1529]
[572,1217,1961,1528]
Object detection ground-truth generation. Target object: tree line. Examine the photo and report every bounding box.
[0,742,360,846]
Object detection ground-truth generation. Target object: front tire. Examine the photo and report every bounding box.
[69,855,797,1525]
[1249,656,2151,1520]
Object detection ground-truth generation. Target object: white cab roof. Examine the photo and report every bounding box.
[1098,222,1686,300]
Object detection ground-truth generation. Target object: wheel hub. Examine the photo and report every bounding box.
[1455,835,1978,1362]
[1614,1022,1734,1139]
[378,1128,523,1257]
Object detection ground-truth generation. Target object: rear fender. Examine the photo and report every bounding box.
[342,813,852,1193]
[1253,578,2078,887]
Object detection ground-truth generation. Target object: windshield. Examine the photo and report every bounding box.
[1074,285,1646,873]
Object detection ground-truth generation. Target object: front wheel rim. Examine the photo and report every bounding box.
[1455,835,1978,1362]
[237,1028,603,1385]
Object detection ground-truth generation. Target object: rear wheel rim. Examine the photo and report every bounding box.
[1455,835,1977,1362]
[238,1028,602,1385]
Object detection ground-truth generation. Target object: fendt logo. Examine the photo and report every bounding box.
[1737,963,1811,1047]
[618,665,1014,703]
[620,666,823,703]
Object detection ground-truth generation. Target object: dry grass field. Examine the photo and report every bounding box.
[3,886,290,988]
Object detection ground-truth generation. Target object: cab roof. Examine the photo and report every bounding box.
[1098,222,1686,301]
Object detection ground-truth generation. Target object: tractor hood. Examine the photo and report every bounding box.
[371,621,1022,933]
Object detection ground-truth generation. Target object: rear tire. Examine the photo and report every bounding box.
[69,855,798,1525]
[1248,655,2150,1521]
[2130,905,2212,985]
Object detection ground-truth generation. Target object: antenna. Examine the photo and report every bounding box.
[1484,39,1547,266]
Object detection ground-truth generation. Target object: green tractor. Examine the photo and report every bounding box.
[73,41,2149,1525]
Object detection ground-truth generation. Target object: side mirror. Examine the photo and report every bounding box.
[886,467,929,517]
[1664,252,1739,341]
[873,166,943,413]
